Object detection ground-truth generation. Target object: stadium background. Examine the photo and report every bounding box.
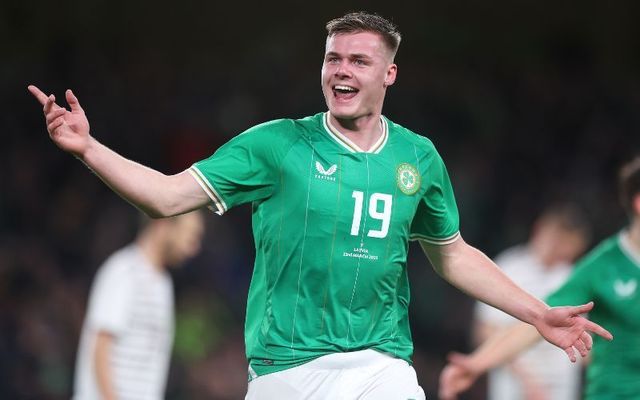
[2,0,639,398]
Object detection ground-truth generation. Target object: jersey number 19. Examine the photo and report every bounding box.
[350,191,392,239]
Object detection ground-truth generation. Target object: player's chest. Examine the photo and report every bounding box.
[279,147,424,229]
[597,265,640,327]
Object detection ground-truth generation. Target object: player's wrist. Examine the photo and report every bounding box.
[75,135,98,162]
[458,351,489,376]
[524,300,550,328]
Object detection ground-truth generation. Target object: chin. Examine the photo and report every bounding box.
[328,104,359,120]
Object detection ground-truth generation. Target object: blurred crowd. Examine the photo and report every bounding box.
[2,1,639,399]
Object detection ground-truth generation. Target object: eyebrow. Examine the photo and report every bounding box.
[325,51,373,60]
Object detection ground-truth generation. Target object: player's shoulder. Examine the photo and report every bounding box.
[95,245,141,282]
[576,234,622,269]
[385,117,439,153]
[234,114,321,147]
[242,114,321,137]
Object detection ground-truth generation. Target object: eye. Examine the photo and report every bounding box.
[353,59,366,66]
[327,57,340,64]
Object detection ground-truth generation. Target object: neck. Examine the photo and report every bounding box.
[529,241,555,269]
[328,112,383,152]
[136,233,165,272]
[627,217,640,251]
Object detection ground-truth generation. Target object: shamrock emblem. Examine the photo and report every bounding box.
[396,163,421,195]
[401,171,415,187]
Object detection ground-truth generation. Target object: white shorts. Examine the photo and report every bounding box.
[245,349,426,400]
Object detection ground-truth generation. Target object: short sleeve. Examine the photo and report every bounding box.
[409,151,460,244]
[189,120,295,214]
[546,259,594,307]
[86,257,134,335]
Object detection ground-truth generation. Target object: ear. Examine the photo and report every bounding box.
[633,193,640,216]
[383,63,397,88]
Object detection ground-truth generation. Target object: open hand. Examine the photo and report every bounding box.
[438,352,480,400]
[28,85,91,157]
[536,302,612,362]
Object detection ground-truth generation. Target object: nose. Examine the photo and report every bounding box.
[335,61,352,78]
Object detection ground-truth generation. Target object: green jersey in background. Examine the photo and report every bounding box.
[547,233,640,400]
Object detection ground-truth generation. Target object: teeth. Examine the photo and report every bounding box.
[334,85,357,92]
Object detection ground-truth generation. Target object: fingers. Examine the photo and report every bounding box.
[584,320,613,340]
[573,335,588,358]
[44,94,57,114]
[446,352,468,365]
[28,85,69,113]
[65,89,83,112]
[46,107,67,129]
[27,85,49,105]
[48,115,66,132]
[568,332,593,362]
[44,103,66,134]
[571,301,594,315]
[46,107,66,125]
[582,331,593,350]
[439,388,457,400]
[438,367,459,400]
[564,346,577,363]
[567,302,612,340]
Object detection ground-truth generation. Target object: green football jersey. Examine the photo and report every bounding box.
[546,232,640,399]
[190,112,459,376]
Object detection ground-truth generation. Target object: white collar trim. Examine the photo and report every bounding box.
[323,112,388,154]
[619,231,640,269]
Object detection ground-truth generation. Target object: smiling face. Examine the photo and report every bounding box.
[321,31,397,122]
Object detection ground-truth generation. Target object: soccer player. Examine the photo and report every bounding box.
[73,211,205,400]
[473,203,591,400]
[439,156,640,400]
[29,12,611,400]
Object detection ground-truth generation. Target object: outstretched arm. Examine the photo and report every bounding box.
[28,85,209,217]
[421,237,611,358]
[438,322,541,400]
[471,319,550,400]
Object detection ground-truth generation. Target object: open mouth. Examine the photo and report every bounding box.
[332,85,359,100]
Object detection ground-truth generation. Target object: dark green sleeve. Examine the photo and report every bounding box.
[409,150,460,244]
[189,119,296,214]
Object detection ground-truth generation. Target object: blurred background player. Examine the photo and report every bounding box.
[73,211,205,400]
[473,203,592,400]
[439,156,640,400]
